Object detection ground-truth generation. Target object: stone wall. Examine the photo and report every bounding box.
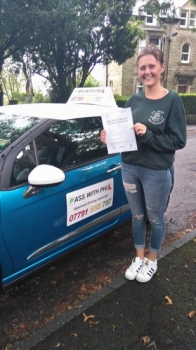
[108,62,123,95]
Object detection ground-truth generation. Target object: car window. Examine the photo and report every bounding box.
[11,142,36,186]
[36,117,108,170]
[0,115,41,152]
[10,117,109,187]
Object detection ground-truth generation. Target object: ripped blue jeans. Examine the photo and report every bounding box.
[121,162,172,253]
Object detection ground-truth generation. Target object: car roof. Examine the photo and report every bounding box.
[0,103,123,120]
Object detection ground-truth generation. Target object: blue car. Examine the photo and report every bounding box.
[0,100,131,288]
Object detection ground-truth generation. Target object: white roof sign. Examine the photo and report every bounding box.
[0,87,122,120]
[67,87,117,107]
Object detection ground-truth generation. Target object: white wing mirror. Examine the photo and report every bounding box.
[28,164,65,187]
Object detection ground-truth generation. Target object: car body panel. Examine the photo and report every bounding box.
[0,90,131,288]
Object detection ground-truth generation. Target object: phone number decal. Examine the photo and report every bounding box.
[66,179,114,226]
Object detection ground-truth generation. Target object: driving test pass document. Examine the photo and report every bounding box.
[102,108,137,154]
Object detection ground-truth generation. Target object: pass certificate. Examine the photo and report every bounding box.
[102,108,137,154]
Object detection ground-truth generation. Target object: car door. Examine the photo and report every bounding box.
[0,116,129,287]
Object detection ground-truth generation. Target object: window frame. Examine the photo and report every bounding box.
[145,12,157,26]
[189,10,196,28]
[177,79,188,93]
[180,10,188,27]
[181,43,190,63]
[136,79,143,93]
[149,36,161,49]
[109,80,113,89]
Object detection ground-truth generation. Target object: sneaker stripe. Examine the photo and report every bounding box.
[147,268,155,276]
[135,258,157,283]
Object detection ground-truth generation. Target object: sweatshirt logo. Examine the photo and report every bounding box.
[149,110,164,125]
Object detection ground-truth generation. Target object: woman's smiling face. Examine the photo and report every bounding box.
[137,54,165,89]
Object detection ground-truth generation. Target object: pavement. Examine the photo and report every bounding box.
[11,229,196,350]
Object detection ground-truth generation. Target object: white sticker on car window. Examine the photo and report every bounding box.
[66,179,114,226]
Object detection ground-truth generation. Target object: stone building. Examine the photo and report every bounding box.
[105,0,196,97]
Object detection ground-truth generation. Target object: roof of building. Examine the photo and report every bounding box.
[174,0,189,7]
[132,0,190,16]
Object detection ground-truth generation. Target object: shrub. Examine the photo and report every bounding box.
[114,93,196,117]
[179,94,196,115]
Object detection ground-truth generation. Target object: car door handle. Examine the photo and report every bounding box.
[107,165,121,173]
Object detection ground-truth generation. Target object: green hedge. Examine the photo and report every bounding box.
[114,93,196,115]
[179,94,196,115]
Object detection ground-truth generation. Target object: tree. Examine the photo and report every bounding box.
[84,74,100,87]
[22,0,144,102]
[1,60,25,104]
[4,0,174,104]
[1,58,49,104]
[0,0,37,105]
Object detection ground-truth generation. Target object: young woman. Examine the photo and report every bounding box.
[101,45,186,283]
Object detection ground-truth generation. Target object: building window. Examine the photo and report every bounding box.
[149,37,161,48]
[181,44,190,63]
[138,39,146,53]
[180,10,188,27]
[189,11,196,27]
[178,79,187,93]
[109,80,113,89]
[146,12,157,25]
[136,79,143,93]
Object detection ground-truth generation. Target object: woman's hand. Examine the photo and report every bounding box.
[100,129,107,144]
[132,123,147,137]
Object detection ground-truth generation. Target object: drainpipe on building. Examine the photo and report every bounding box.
[161,32,178,88]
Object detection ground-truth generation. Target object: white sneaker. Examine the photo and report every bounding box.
[125,257,143,280]
[136,257,157,283]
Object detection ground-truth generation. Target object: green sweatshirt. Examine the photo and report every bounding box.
[121,90,187,170]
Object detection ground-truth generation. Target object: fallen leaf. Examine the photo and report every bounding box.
[149,341,157,348]
[89,320,99,325]
[55,343,61,348]
[19,324,26,329]
[142,335,150,344]
[165,296,173,305]
[187,310,196,319]
[4,345,12,350]
[81,284,87,291]
[44,315,55,324]
[83,313,95,322]
[54,272,64,279]
[185,228,193,233]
